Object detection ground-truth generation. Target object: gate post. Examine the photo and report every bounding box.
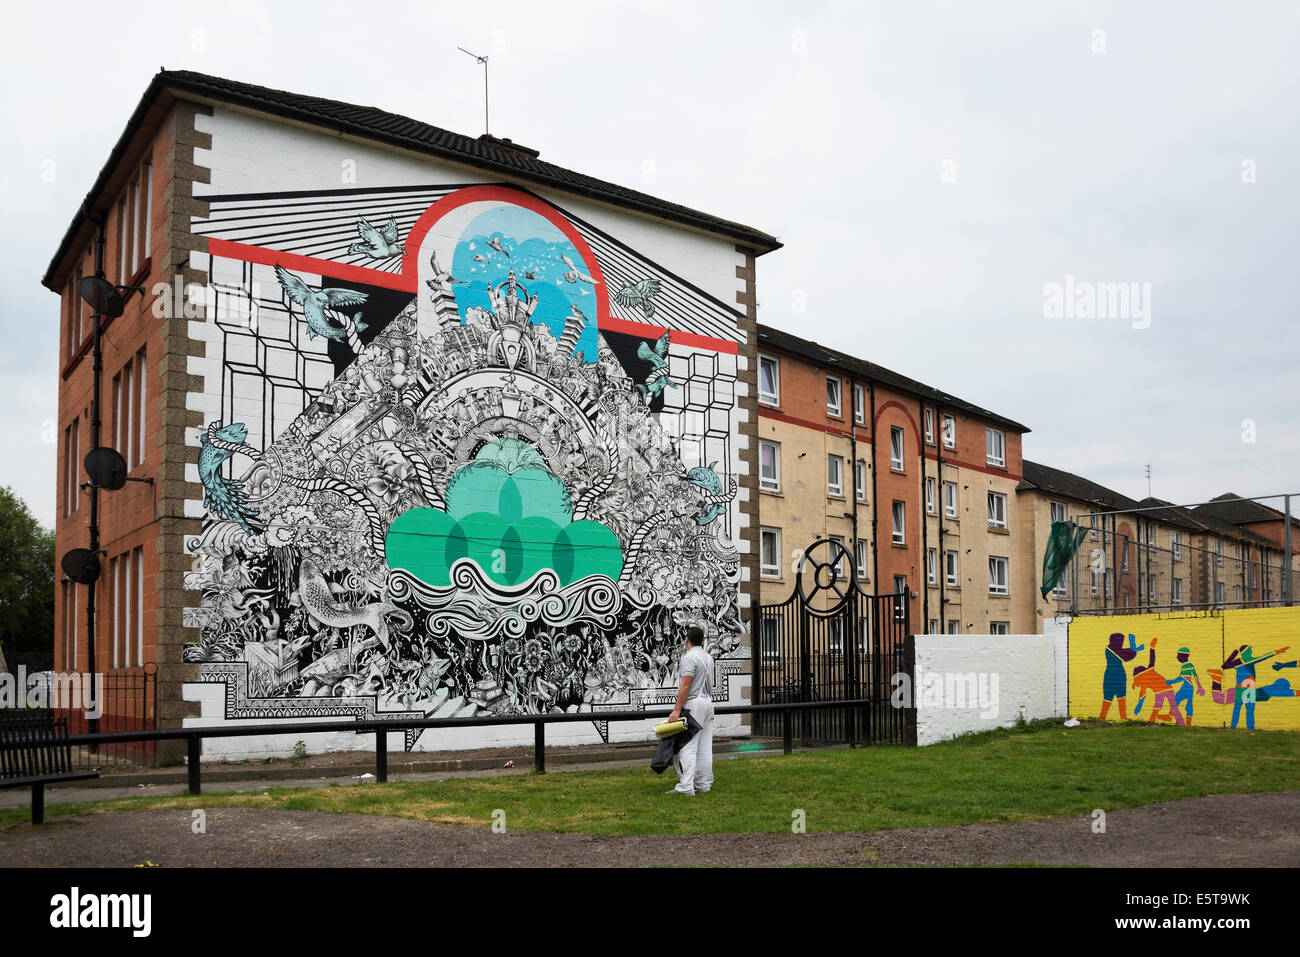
[902,634,918,747]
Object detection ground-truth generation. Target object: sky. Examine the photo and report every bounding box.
[2,0,1296,529]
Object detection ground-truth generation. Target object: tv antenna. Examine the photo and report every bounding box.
[458,46,490,135]
[1145,464,1151,497]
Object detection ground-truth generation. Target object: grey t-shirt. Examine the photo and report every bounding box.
[680,646,713,702]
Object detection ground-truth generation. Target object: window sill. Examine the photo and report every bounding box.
[988,526,1010,535]
[890,541,907,549]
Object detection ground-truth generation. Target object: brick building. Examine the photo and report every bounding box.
[44,71,780,757]
[753,323,1032,638]
[1020,463,1294,618]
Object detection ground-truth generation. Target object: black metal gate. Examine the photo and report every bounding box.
[755,539,915,746]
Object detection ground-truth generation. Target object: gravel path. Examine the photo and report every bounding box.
[3,791,1296,867]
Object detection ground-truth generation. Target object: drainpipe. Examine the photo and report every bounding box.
[936,404,946,633]
[868,381,879,593]
[85,208,107,734]
[919,397,928,631]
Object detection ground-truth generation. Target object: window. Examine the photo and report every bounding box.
[1215,581,1225,604]
[111,546,144,668]
[924,407,935,444]
[1122,594,1130,609]
[927,548,937,585]
[829,534,847,578]
[141,163,153,261]
[987,491,1007,529]
[989,556,1009,595]
[760,615,781,661]
[947,619,961,634]
[1054,571,1068,598]
[926,477,936,514]
[1090,568,1099,596]
[828,618,844,657]
[892,575,908,622]
[826,376,842,417]
[1089,515,1098,540]
[855,539,868,579]
[1233,584,1243,604]
[827,455,843,497]
[134,347,147,466]
[760,527,781,578]
[855,460,866,502]
[891,501,906,545]
[1172,578,1183,605]
[1121,537,1130,572]
[853,384,864,424]
[1050,501,1067,525]
[890,427,904,471]
[945,550,959,587]
[942,414,955,449]
[990,622,1010,635]
[758,355,779,405]
[1172,531,1182,559]
[759,441,780,492]
[986,428,1006,467]
[1104,571,1112,598]
[944,481,958,518]
[1139,573,1147,602]
[1215,540,1224,567]
[928,620,939,635]
[117,197,129,282]
[62,582,76,670]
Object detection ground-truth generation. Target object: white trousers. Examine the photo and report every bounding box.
[673,698,715,794]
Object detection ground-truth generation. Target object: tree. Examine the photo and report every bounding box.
[0,486,55,671]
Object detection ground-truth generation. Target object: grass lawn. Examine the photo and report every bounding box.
[2,721,1296,834]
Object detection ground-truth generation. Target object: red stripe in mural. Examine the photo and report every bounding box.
[207,238,416,291]
[208,187,738,355]
[601,315,738,355]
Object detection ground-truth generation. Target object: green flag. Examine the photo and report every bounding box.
[1041,520,1089,599]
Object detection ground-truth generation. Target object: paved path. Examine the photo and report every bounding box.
[3,792,1296,867]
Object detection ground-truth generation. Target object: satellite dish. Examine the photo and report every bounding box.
[61,548,101,585]
[76,275,126,319]
[84,446,128,490]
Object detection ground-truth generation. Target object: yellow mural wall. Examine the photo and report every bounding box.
[1069,607,1300,730]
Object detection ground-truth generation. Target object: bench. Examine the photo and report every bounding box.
[0,711,100,824]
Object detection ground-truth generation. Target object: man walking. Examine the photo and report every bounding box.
[667,625,714,795]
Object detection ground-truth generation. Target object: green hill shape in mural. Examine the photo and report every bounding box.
[385,438,623,588]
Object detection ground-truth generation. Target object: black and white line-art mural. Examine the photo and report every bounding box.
[183,184,747,746]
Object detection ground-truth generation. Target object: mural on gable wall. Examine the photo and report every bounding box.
[181,184,747,745]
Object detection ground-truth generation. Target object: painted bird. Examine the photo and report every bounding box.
[634,332,678,402]
[682,462,736,526]
[487,236,511,258]
[523,270,538,280]
[348,217,404,259]
[274,265,369,341]
[198,421,259,532]
[614,278,662,318]
[425,252,463,289]
[560,253,598,285]
[473,254,489,263]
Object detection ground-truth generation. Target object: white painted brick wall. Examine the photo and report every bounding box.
[915,633,1069,746]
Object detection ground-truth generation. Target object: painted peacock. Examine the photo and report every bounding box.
[199,421,259,533]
